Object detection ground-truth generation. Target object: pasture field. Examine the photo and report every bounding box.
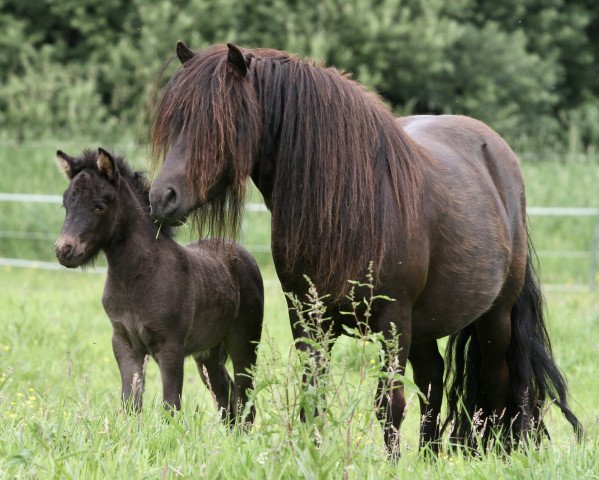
[1,144,599,477]
[0,267,597,478]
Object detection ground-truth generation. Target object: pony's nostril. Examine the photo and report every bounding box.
[162,188,179,213]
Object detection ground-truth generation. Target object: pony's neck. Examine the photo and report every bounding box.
[103,182,162,276]
[250,158,275,208]
[247,57,424,298]
[250,105,277,207]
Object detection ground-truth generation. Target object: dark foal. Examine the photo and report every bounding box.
[54,148,263,422]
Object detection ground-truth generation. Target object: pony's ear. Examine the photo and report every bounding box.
[97,147,118,180]
[176,40,195,65]
[55,150,75,180]
[226,43,250,78]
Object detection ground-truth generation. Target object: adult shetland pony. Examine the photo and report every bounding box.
[148,42,581,453]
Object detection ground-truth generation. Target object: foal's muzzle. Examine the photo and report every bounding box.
[54,235,85,268]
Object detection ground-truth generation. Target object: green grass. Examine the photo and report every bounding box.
[0,267,597,478]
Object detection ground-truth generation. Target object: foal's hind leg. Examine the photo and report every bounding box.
[224,319,262,426]
[408,340,444,453]
[194,346,234,423]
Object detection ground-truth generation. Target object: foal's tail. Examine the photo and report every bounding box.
[443,251,583,445]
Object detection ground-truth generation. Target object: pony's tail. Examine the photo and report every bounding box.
[506,256,582,440]
[443,251,583,446]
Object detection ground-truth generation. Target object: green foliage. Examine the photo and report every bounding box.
[1,0,599,151]
[0,47,114,141]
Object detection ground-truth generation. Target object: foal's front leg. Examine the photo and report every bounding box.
[112,332,146,411]
[157,344,185,411]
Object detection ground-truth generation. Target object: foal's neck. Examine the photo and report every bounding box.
[103,182,164,277]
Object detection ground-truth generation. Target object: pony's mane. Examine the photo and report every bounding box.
[151,45,424,298]
[71,149,173,238]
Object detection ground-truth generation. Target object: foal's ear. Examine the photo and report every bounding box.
[226,43,251,78]
[55,150,75,180]
[176,40,195,65]
[97,147,118,180]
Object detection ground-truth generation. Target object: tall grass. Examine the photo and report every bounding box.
[0,267,597,478]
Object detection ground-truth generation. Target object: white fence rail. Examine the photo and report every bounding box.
[2,193,599,290]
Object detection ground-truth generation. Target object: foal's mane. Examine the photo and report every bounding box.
[151,44,424,298]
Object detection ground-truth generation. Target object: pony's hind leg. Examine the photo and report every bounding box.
[194,346,234,423]
[408,340,444,453]
[474,306,512,444]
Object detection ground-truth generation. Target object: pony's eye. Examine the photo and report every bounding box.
[95,201,107,213]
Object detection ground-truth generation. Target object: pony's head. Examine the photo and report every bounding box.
[149,42,261,236]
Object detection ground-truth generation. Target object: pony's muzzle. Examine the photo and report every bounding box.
[149,186,181,222]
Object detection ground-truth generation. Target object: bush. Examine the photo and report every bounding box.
[1,0,599,152]
[0,47,116,141]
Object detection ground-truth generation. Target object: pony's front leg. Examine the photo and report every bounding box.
[408,340,444,454]
[157,344,185,411]
[289,308,336,423]
[112,332,146,411]
[375,302,412,458]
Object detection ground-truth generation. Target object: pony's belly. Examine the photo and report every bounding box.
[410,274,505,340]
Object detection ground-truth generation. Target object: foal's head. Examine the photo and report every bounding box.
[54,148,135,267]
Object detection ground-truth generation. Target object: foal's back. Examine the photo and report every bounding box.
[178,239,264,354]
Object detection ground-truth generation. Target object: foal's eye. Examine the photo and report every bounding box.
[95,201,107,213]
